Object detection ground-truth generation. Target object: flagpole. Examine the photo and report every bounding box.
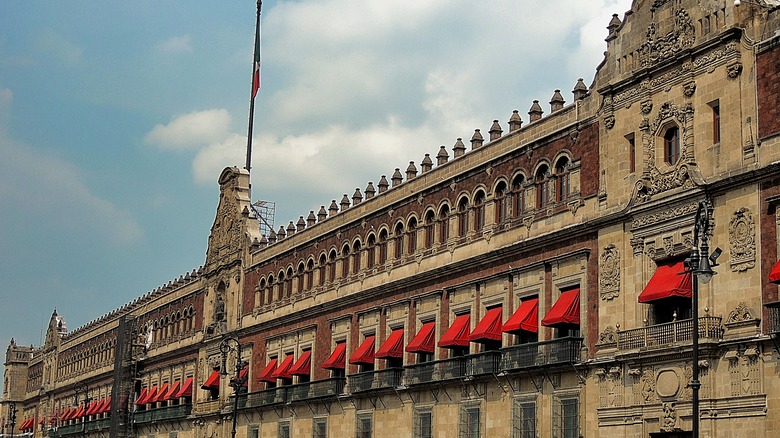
[245,0,262,172]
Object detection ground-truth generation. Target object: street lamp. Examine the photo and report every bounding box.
[219,337,248,438]
[687,201,721,437]
[8,401,16,438]
[73,382,90,438]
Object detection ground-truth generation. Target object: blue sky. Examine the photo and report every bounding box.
[0,0,632,348]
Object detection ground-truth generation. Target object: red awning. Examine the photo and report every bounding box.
[406,322,436,354]
[289,350,312,376]
[60,407,73,421]
[770,259,780,283]
[144,386,159,404]
[153,383,169,403]
[322,343,347,370]
[638,261,692,303]
[201,371,220,390]
[73,404,85,419]
[19,419,29,431]
[541,289,581,328]
[469,307,503,343]
[438,314,471,348]
[238,365,249,387]
[376,329,405,359]
[257,358,278,382]
[50,415,58,424]
[176,377,193,397]
[349,336,376,365]
[85,399,101,416]
[273,354,295,379]
[134,387,148,406]
[99,397,112,414]
[164,381,181,401]
[38,417,45,425]
[503,298,539,333]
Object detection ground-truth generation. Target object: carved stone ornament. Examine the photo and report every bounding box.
[660,402,678,432]
[727,60,743,78]
[683,80,696,97]
[729,207,756,272]
[597,326,618,347]
[604,113,615,130]
[599,245,621,300]
[641,99,653,115]
[728,302,757,324]
[640,7,695,67]
[631,202,698,230]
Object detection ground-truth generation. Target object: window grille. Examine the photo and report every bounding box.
[278,421,291,438]
[512,398,536,438]
[552,395,579,438]
[356,412,372,438]
[459,404,481,438]
[313,418,327,438]
[413,408,433,438]
[249,425,260,438]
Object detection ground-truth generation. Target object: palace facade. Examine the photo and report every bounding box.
[4,1,780,437]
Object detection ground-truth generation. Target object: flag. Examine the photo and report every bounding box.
[252,15,262,98]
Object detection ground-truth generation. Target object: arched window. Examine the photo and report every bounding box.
[258,278,267,306]
[494,181,507,225]
[318,255,327,286]
[408,217,418,254]
[306,259,315,290]
[286,267,294,298]
[425,211,436,249]
[664,126,680,165]
[512,175,525,218]
[536,165,550,209]
[367,234,376,268]
[297,263,305,295]
[352,241,362,274]
[555,157,570,203]
[341,244,351,278]
[394,223,405,259]
[266,274,274,304]
[328,250,337,282]
[276,272,285,301]
[379,229,388,264]
[474,191,486,232]
[458,197,470,237]
[439,205,450,244]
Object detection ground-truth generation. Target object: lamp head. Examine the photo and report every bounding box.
[734,0,741,6]
[709,247,723,266]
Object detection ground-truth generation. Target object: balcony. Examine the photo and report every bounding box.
[765,301,780,334]
[466,351,503,376]
[244,386,287,408]
[193,399,222,415]
[134,404,192,424]
[287,378,346,402]
[84,418,110,432]
[502,337,583,370]
[599,317,722,351]
[349,368,403,393]
[404,356,468,386]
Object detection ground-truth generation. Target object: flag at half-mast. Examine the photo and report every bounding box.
[252,16,262,98]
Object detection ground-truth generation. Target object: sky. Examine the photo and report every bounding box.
[0,0,634,350]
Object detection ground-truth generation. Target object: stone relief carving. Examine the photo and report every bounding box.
[727,302,757,325]
[683,80,696,97]
[660,402,678,432]
[599,245,620,300]
[597,326,618,347]
[604,114,616,130]
[640,369,656,403]
[631,202,698,230]
[729,208,755,272]
[206,192,243,272]
[727,60,743,78]
[639,7,695,67]
[641,99,653,115]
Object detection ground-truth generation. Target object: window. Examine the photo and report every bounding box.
[512,398,536,438]
[394,223,405,258]
[378,230,388,264]
[297,264,305,294]
[168,433,178,438]
[535,165,549,209]
[425,211,435,249]
[512,175,525,218]
[367,234,376,268]
[278,421,291,438]
[342,245,350,278]
[356,412,372,438]
[474,191,485,231]
[249,425,260,438]
[458,198,470,237]
[711,101,720,144]
[439,205,450,244]
[627,133,636,173]
[408,218,418,254]
[414,408,433,438]
[555,157,570,203]
[494,182,508,225]
[328,250,337,282]
[553,396,579,438]
[313,418,327,438]
[306,260,315,290]
[664,126,680,165]
[352,241,361,274]
[459,404,481,438]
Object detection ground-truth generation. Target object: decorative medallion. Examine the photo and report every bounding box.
[729,207,755,272]
[599,245,621,300]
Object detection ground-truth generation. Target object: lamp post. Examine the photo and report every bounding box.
[9,401,16,438]
[688,201,721,437]
[219,337,247,438]
[73,382,90,438]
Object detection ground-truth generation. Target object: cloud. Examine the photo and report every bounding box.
[144,109,232,151]
[36,28,83,65]
[155,35,193,54]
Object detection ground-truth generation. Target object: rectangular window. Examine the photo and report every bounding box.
[512,398,536,438]
[313,418,327,438]
[356,412,372,438]
[413,408,433,438]
[626,133,636,173]
[249,425,260,438]
[278,421,291,438]
[169,433,178,438]
[711,101,720,144]
[459,404,481,438]
[553,395,579,438]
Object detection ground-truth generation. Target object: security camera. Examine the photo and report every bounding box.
[734,0,741,6]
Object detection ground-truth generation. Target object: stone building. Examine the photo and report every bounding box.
[3,0,780,437]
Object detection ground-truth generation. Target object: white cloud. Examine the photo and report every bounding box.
[36,28,83,65]
[155,35,193,54]
[144,109,232,151]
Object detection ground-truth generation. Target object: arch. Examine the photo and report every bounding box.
[511,172,527,218]
[424,209,436,249]
[494,180,508,225]
[328,249,338,283]
[378,228,389,264]
[554,155,571,203]
[457,195,470,237]
[352,240,362,274]
[439,203,451,244]
[306,258,315,290]
[473,189,486,231]
[407,216,418,254]
[394,221,405,258]
[366,232,377,268]
[341,243,351,278]
[535,162,551,209]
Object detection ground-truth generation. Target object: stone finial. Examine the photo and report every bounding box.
[488,120,502,141]
[470,129,484,149]
[391,168,403,187]
[317,206,328,222]
[352,188,363,205]
[529,100,543,121]
[268,229,277,244]
[406,161,418,180]
[378,175,389,193]
[606,14,621,41]
[328,200,339,217]
[297,216,306,231]
[573,78,588,100]
[277,225,287,239]
[508,110,523,132]
[421,154,433,173]
[365,182,376,198]
[287,221,296,235]
[437,146,449,165]
[550,89,565,112]
[340,194,351,211]
[307,210,317,227]
[453,138,466,157]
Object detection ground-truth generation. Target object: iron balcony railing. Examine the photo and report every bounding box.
[599,316,722,350]
[286,378,346,402]
[133,403,192,424]
[467,351,503,376]
[502,337,583,370]
[349,368,404,393]
[765,301,780,334]
[244,386,288,408]
[404,355,468,386]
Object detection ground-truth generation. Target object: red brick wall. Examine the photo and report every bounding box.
[758,42,780,140]
[761,176,780,330]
